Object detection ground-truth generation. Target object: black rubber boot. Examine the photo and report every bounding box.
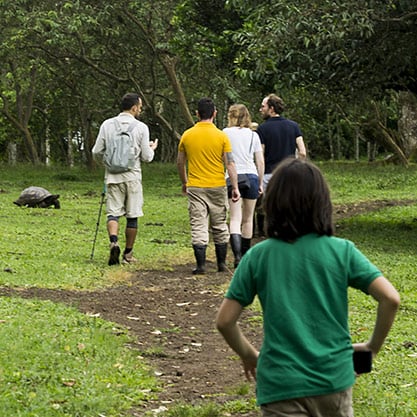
[192,244,207,275]
[256,213,265,237]
[241,238,252,257]
[229,234,242,268]
[215,243,228,272]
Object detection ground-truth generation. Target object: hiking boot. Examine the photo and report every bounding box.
[215,243,228,272]
[122,251,138,264]
[241,238,252,256]
[229,234,242,268]
[192,244,207,275]
[108,242,121,266]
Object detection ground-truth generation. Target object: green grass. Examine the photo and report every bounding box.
[317,161,417,204]
[0,297,157,416]
[1,162,417,416]
[337,204,417,416]
[0,163,192,289]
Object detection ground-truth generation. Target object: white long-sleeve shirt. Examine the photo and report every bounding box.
[92,112,154,184]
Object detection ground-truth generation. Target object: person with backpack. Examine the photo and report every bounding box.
[92,92,158,265]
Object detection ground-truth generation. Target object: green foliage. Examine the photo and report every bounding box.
[227,0,417,98]
[170,0,242,71]
[1,0,417,165]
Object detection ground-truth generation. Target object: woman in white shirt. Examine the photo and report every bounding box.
[224,104,264,267]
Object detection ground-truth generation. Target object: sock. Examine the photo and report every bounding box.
[124,248,132,255]
[110,235,118,243]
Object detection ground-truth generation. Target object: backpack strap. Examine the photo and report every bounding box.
[249,132,254,154]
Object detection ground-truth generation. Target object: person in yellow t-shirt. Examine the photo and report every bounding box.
[177,97,240,274]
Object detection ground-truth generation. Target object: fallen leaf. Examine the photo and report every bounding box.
[62,380,76,387]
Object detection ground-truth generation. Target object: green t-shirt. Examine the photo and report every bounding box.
[225,234,381,405]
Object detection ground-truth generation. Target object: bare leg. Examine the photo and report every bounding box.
[241,199,257,238]
[107,219,119,239]
[228,198,243,234]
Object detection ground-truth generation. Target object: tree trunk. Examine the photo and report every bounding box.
[8,142,17,165]
[160,56,194,128]
[327,111,334,161]
[45,118,51,166]
[67,115,74,168]
[23,126,40,164]
[354,126,360,162]
[398,91,417,161]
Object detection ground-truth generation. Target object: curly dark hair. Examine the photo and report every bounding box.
[266,94,285,114]
[264,158,334,242]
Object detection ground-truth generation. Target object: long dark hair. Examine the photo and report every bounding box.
[264,158,334,242]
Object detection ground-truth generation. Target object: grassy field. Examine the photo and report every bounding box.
[1,161,417,416]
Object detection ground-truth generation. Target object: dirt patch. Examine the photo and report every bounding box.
[1,199,415,416]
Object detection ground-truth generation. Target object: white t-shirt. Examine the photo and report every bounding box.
[223,126,262,176]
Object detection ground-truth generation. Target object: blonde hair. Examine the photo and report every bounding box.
[227,104,252,128]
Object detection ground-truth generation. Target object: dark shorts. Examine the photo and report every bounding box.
[228,174,259,200]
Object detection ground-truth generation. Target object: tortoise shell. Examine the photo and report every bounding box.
[14,186,60,209]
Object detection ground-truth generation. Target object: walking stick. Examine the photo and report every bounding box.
[90,183,106,260]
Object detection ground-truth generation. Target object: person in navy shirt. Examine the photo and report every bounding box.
[257,93,307,189]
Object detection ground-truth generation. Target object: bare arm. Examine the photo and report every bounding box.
[216,298,259,381]
[254,150,264,195]
[176,151,188,195]
[353,276,400,356]
[224,152,240,202]
[296,136,307,159]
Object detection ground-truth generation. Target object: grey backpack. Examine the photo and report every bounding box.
[103,118,136,173]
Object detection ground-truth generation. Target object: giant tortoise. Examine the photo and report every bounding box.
[14,186,61,209]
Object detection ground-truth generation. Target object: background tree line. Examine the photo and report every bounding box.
[0,0,416,167]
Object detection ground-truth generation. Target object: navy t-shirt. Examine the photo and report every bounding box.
[257,117,302,173]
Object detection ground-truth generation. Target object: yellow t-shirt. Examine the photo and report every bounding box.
[178,121,232,187]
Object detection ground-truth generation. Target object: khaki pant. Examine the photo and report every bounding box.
[187,187,229,246]
[261,388,353,417]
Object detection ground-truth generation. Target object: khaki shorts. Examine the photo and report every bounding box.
[106,180,143,219]
[261,388,353,417]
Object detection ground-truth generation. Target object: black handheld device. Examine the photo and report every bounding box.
[353,350,373,374]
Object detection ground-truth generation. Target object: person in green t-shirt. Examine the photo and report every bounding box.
[216,157,400,417]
